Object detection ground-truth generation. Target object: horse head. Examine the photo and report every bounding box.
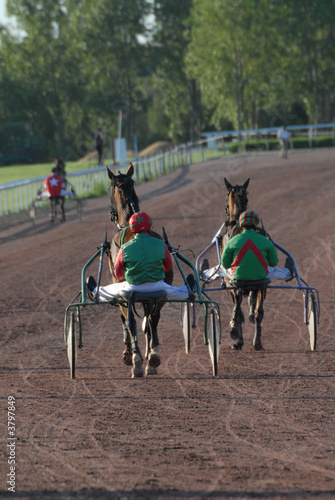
[106,162,140,229]
[224,178,250,226]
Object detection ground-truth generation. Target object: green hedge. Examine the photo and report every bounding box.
[228,135,335,153]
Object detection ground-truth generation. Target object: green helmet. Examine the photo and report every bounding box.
[239,210,260,228]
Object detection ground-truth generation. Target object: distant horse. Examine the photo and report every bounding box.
[30,169,79,224]
[50,196,66,222]
[30,171,67,223]
[222,178,268,350]
[48,164,69,223]
[106,162,173,377]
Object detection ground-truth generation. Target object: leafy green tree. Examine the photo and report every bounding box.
[186,0,283,130]
[3,0,89,158]
[77,0,152,149]
[186,0,335,130]
[149,0,198,143]
[3,0,152,159]
[282,0,335,123]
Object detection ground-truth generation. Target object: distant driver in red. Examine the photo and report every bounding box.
[44,173,64,197]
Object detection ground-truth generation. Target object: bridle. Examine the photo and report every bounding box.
[225,185,248,229]
[108,173,139,230]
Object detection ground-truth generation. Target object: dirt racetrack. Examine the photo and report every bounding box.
[1,149,335,499]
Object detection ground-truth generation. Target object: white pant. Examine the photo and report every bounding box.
[37,189,75,199]
[94,279,190,303]
[201,264,291,282]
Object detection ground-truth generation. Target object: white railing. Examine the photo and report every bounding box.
[0,145,216,216]
[1,122,335,216]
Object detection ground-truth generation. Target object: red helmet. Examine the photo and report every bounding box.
[239,210,260,228]
[129,211,152,233]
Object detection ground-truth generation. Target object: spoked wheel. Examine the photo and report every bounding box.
[208,308,220,376]
[67,311,77,379]
[307,293,318,351]
[182,302,191,354]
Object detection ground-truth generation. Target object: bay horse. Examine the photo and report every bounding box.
[222,178,269,351]
[106,162,173,377]
[30,192,66,223]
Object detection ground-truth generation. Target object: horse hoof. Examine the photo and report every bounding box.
[145,365,158,376]
[131,365,144,378]
[148,347,161,368]
[253,342,263,351]
[123,349,133,366]
[229,326,240,341]
[231,341,243,350]
[132,352,143,367]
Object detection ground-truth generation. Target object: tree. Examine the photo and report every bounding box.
[186,0,335,130]
[186,0,284,130]
[4,0,90,158]
[283,0,335,123]
[149,0,198,143]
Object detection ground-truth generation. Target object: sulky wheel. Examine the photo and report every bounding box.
[208,308,220,376]
[29,202,37,226]
[307,293,318,351]
[182,302,191,354]
[67,311,77,379]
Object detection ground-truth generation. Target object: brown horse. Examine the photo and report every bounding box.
[222,178,268,351]
[50,196,66,222]
[30,164,77,224]
[30,188,66,223]
[106,162,173,377]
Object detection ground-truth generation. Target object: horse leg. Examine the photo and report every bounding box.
[253,290,265,351]
[147,312,161,368]
[127,312,144,378]
[50,198,55,222]
[230,290,244,350]
[54,198,58,221]
[248,290,257,324]
[143,306,160,375]
[121,318,133,366]
[60,197,66,222]
[144,321,158,375]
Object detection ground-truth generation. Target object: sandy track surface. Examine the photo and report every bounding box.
[1,149,335,499]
